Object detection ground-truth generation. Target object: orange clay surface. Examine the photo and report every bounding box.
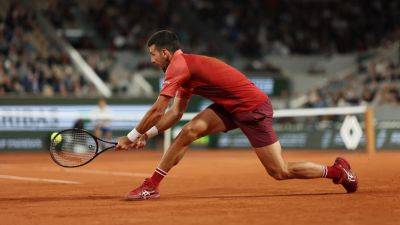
[0,150,399,225]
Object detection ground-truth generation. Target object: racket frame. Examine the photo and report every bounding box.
[49,128,117,168]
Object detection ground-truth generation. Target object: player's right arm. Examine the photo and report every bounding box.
[155,96,189,132]
[125,52,191,149]
[134,95,190,149]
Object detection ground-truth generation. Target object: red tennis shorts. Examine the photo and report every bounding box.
[208,100,278,148]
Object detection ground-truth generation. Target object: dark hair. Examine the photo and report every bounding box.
[147,30,180,53]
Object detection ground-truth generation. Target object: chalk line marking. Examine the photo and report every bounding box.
[0,174,80,184]
[39,167,151,177]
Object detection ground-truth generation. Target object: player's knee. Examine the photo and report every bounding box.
[267,167,290,180]
[180,123,206,141]
[180,125,197,141]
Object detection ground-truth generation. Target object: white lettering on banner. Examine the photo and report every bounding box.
[334,133,345,145]
[340,115,363,150]
[0,115,58,128]
[218,132,308,148]
[377,129,387,148]
[0,105,151,131]
[0,107,58,129]
[278,133,307,147]
[0,138,43,149]
[390,132,400,144]
[321,130,333,148]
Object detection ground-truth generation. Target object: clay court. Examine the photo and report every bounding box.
[0,150,399,225]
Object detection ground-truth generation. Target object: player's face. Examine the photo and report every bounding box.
[148,45,170,72]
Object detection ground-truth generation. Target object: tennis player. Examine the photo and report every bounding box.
[116,30,358,200]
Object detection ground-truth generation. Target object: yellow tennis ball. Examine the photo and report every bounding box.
[51,132,62,144]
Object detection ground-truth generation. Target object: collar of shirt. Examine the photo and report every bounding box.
[173,49,183,58]
[165,49,183,73]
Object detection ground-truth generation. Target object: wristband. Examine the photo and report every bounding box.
[145,126,159,139]
[127,128,141,142]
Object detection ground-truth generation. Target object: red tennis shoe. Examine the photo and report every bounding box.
[333,157,358,193]
[125,178,160,201]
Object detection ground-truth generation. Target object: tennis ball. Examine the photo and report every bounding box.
[51,132,62,144]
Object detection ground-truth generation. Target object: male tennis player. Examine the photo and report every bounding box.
[116,30,358,200]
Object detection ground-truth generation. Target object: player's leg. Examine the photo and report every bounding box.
[158,104,235,172]
[125,104,236,200]
[236,100,358,193]
[254,141,358,193]
[254,141,325,179]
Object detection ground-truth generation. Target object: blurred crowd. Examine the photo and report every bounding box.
[191,0,400,56]
[1,0,399,99]
[0,2,96,97]
[44,0,400,57]
[304,58,400,107]
[41,0,201,52]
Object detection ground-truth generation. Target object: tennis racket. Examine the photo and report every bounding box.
[49,128,117,168]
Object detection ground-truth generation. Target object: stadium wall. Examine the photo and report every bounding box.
[1,98,399,151]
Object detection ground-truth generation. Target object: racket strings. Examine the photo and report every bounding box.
[50,130,97,167]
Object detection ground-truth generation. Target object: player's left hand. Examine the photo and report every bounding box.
[115,136,135,151]
[133,134,148,149]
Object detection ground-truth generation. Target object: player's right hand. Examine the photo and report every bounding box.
[115,136,135,151]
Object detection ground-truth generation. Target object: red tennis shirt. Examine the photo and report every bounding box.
[160,50,268,113]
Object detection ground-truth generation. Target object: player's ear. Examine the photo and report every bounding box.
[161,48,172,58]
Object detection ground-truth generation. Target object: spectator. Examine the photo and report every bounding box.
[91,98,112,141]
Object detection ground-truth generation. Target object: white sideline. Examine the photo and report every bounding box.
[0,174,79,184]
[40,167,150,177]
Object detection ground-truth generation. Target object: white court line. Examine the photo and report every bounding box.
[40,167,151,177]
[0,174,80,184]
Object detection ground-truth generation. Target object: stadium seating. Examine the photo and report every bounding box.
[0,1,91,96]
[0,0,399,102]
